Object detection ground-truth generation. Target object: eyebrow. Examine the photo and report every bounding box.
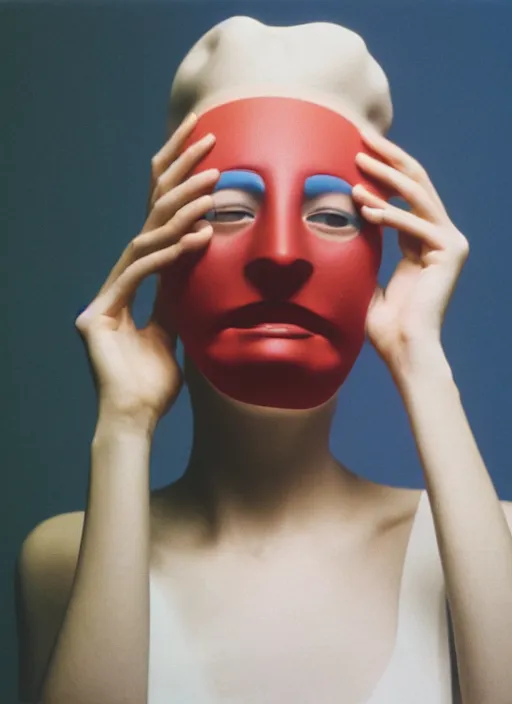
[213,170,265,195]
[213,170,353,197]
[304,174,353,197]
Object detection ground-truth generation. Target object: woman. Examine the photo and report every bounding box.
[16,16,512,704]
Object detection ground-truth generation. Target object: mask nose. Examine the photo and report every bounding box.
[245,259,313,301]
[244,190,313,300]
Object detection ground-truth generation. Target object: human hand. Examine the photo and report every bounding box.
[75,113,219,429]
[352,130,469,382]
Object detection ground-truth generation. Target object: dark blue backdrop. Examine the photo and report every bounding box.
[3,2,511,700]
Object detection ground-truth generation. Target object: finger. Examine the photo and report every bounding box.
[96,243,137,300]
[147,112,198,214]
[360,204,443,250]
[122,195,214,312]
[150,132,216,209]
[191,218,211,233]
[361,128,424,177]
[137,194,215,258]
[96,193,214,305]
[356,152,444,223]
[370,284,385,308]
[150,112,198,187]
[397,230,423,262]
[80,229,213,326]
[126,216,214,318]
[352,184,412,218]
[148,216,214,337]
[144,168,219,232]
[359,129,447,214]
[351,184,389,210]
[147,274,178,346]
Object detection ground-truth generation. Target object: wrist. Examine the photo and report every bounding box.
[391,342,454,394]
[95,402,158,440]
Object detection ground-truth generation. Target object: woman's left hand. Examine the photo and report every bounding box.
[352,129,470,381]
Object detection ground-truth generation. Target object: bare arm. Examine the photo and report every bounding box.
[39,414,154,704]
[352,126,512,704]
[353,125,512,704]
[16,111,220,704]
[399,352,512,704]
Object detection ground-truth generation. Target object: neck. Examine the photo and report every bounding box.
[170,358,364,540]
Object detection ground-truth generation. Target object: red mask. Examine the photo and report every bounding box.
[157,97,390,409]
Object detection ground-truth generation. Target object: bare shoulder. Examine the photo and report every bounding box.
[382,491,512,531]
[16,511,85,702]
[17,511,85,597]
[359,481,423,530]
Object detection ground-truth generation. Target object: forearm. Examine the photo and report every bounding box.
[41,409,153,704]
[398,350,512,704]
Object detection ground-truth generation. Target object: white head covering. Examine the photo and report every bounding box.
[168,15,393,134]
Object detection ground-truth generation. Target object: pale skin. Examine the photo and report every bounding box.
[15,112,512,704]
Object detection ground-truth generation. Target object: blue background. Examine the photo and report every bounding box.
[3,1,512,700]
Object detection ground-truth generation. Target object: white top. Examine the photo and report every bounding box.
[147,490,454,703]
[365,490,452,703]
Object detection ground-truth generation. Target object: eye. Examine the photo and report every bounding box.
[306,209,362,231]
[204,208,255,223]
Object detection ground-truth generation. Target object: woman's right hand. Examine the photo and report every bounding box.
[75,112,219,430]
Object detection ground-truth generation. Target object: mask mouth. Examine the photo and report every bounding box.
[216,301,342,343]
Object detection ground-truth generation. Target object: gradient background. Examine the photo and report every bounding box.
[3,1,512,700]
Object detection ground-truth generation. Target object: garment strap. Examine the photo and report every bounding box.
[367,491,452,703]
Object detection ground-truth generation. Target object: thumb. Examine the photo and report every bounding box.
[149,275,178,349]
[369,284,384,309]
[365,284,384,335]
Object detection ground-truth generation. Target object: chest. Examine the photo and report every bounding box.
[148,537,410,704]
